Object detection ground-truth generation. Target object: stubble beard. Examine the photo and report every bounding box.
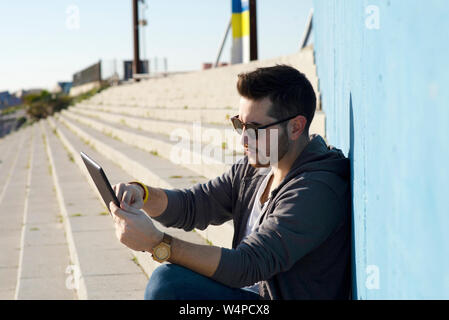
[247,130,290,169]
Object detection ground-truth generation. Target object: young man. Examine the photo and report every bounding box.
[109,65,351,300]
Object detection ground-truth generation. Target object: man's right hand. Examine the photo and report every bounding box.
[113,182,145,210]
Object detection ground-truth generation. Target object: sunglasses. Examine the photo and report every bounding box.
[230,114,301,139]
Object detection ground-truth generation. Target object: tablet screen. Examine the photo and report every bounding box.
[80,152,120,214]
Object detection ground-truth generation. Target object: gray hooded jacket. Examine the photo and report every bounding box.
[155,134,351,300]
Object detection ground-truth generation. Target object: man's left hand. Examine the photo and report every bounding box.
[109,201,163,253]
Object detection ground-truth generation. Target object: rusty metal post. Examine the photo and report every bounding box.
[249,0,258,61]
[132,0,141,77]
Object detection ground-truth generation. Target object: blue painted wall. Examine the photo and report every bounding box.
[313,0,449,299]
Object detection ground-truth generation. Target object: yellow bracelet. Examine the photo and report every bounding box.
[129,181,149,204]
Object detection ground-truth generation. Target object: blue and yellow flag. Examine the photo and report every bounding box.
[231,0,250,64]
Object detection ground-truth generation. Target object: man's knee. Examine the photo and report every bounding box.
[144,264,184,300]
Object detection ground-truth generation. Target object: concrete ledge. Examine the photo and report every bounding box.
[0,129,27,200]
[75,103,326,138]
[0,127,31,299]
[16,123,74,299]
[68,106,244,155]
[40,121,87,299]
[69,81,101,97]
[87,46,320,111]
[60,110,232,181]
[47,115,234,250]
[78,103,236,126]
[42,119,149,299]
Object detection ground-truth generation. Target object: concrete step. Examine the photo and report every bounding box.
[0,126,20,154]
[0,125,26,154]
[15,123,75,300]
[0,126,32,299]
[0,129,26,198]
[60,109,236,181]
[86,46,320,110]
[87,79,238,110]
[52,114,207,188]
[77,103,236,126]
[75,102,326,139]
[43,117,211,281]
[61,106,325,179]
[47,114,234,249]
[90,87,238,110]
[68,106,244,156]
[41,119,149,299]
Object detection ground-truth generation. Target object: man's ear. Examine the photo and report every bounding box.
[289,115,307,140]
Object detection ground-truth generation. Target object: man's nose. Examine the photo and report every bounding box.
[240,128,249,147]
[240,128,257,150]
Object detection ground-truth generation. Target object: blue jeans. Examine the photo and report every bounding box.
[144,264,261,300]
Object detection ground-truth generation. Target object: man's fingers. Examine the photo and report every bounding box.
[120,201,142,215]
[115,184,121,201]
[115,183,140,206]
[116,183,126,203]
[130,198,144,209]
[109,201,127,220]
[123,190,133,205]
[109,201,119,217]
[110,199,140,216]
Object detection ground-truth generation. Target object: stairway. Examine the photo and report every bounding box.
[0,46,324,299]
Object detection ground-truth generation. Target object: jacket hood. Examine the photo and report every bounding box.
[263,134,350,196]
[289,134,349,178]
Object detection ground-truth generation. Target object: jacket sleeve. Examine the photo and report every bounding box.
[153,156,247,231]
[210,180,346,288]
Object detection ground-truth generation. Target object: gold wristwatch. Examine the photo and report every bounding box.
[151,233,172,263]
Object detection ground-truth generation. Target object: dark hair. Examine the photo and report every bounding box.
[236,64,316,135]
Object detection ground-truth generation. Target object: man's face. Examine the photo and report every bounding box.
[238,96,290,168]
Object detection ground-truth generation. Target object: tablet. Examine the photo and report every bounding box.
[80,151,120,214]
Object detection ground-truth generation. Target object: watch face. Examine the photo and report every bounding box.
[155,245,169,260]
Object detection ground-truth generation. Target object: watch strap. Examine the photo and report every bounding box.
[162,233,172,246]
[151,233,172,263]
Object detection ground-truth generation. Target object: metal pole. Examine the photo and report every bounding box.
[300,8,313,50]
[98,59,102,82]
[132,0,141,77]
[214,18,231,67]
[249,0,258,61]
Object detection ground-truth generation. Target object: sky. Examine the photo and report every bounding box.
[0,0,313,93]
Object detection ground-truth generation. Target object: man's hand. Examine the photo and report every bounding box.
[109,200,163,252]
[110,201,221,279]
[112,183,145,210]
